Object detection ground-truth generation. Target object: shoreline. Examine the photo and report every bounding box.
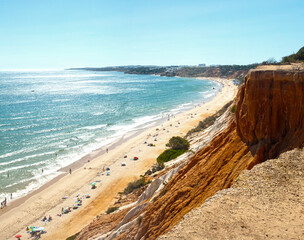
[0,76,237,240]
[0,74,221,206]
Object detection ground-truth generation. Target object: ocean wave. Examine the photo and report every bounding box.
[203,93,215,98]
[0,124,40,132]
[0,149,27,159]
[133,114,161,124]
[108,114,161,135]
[0,170,62,200]
[0,161,44,174]
[80,124,107,130]
[0,100,37,106]
[92,112,104,116]
[32,128,59,134]
[0,151,55,167]
[51,98,71,103]
[169,102,194,115]
[1,116,33,121]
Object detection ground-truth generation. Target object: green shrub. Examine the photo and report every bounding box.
[157,149,187,163]
[145,162,165,175]
[123,176,150,194]
[231,105,237,113]
[106,206,119,214]
[281,46,304,63]
[166,136,189,150]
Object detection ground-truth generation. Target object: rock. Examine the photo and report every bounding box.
[236,69,304,162]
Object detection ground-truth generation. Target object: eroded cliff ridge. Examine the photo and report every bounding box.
[236,69,304,163]
[78,68,304,240]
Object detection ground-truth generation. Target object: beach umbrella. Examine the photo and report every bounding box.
[91,182,96,186]
[34,227,44,231]
[15,234,22,238]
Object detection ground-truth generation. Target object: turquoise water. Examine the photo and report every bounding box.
[0,70,220,200]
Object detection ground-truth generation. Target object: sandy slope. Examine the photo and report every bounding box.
[0,78,237,240]
[159,148,304,240]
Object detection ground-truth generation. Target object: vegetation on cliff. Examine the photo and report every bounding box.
[166,136,190,150]
[122,176,150,195]
[157,136,189,163]
[282,46,304,63]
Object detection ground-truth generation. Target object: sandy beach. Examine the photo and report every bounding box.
[0,77,237,240]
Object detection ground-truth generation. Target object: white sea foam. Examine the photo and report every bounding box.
[0,124,40,132]
[32,128,59,134]
[51,98,71,103]
[0,148,33,159]
[80,124,107,130]
[0,151,55,167]
[108,114,161,137]
[0,170,62,200]
[92,112,104,116]
[203,93,215,99]
[0,161,44,174]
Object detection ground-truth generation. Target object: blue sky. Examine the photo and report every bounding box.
[0,0,303,69]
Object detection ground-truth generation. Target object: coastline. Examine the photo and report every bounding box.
[0,76,237,240]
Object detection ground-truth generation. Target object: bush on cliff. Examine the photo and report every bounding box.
[231,105,237,113]
[145,162,165,175]
[282,46,304,63]
[166,136,189,150]
[123,176,150,194]
[156,136,189,163]
[157,149,187,163]
[106,206,119,214]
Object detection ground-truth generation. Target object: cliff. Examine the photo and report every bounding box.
[236,69,304,163]
[77,68,304,240]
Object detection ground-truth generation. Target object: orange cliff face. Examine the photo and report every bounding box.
[84,69,304,240]
[236,70,304,162]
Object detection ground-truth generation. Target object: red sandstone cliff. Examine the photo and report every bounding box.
[237,70,304,162]
[78,69,304,240]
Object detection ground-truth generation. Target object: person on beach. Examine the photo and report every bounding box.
[106,148,108,153]
[10,193,12,199]
[69,168,72,174]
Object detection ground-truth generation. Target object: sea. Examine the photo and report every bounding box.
[0,69,221,201]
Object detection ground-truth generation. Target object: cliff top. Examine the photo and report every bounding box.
[256,63,304,71]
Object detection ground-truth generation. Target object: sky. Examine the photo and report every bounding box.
[0,0,303,69]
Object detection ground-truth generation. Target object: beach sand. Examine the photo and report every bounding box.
[0,77,237,240]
